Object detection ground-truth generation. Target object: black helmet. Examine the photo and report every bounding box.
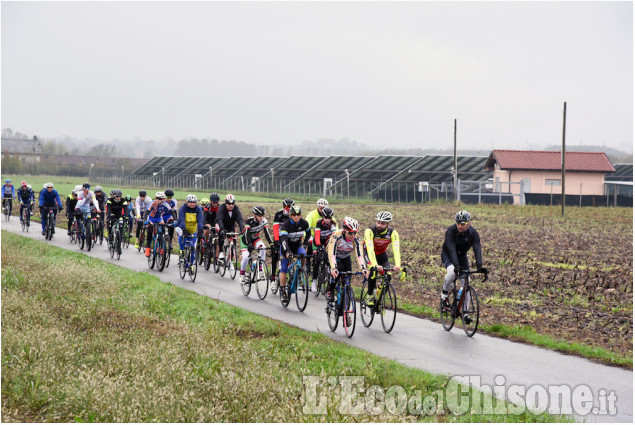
[82,182,91,189]
[290,205,302,215]
[283,198,295,207]
[112,189,122,197]
[322,207,334,219]
[139,190,147,197]
[210,192,220,202]
[165,189,174,197]
[252,205,265,215]
[110,189,117,196]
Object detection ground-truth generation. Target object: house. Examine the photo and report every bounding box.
[485,150,616,205]
[1,137,42,164]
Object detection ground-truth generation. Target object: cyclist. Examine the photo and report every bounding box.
[17,181,34,226]
[306,198,335,282]
[175,194,204,258]
[440,210,487,324]
[164,188,178,252]
[270,198,294,290]
[2,179,15,218]
[279,205,311,303]
[215,194,245,261]
[144,192,172,257]
[94,186,107,228]
[326,217,369,301]
[134,190,152,248]
[239,205,274,285]
[26,184,34,211]
[105,189,128,244]
[311,206,337,292]
[201,193,220,259]
[75,183,101,237]
[65,189,79,235]
[38,182,63,235]
[363,211,402,306]
[124,195,135,238]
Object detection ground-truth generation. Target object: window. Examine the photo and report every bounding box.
[545,179,561,186]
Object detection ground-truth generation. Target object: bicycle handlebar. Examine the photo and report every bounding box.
[456,267,489,282]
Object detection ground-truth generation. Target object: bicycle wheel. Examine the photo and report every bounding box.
[197,242,204,265]
[295,267,309,312]
[147,238,156,269]
[156,237,166,271]
[440,288,456,331]
[20,209,25,231]
[229,243,238,280]
[86,221,92,252]
[343,285,356,338]
[359,279,375,328]
[69,222,76,243]
[78,223,85,250]
[189,248,198,282]
[136,227,144,251]
[241,263,252,296]
[280,284,290,308]
[99,221,104,245]
[380,282,397,333]
[327,298,339,332]
[109,233,115,258]
[461,286,480,337]
[178,249,187,279]
[115,231,122,260]
[164,242,171,269]
[256,261,269,300]
[204,245,212,270]
[220,245,229,277]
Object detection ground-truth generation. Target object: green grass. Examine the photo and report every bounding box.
[1,231,568,422]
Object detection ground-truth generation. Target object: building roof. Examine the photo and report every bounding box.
[1,138,42,154]
[485,150,615,173]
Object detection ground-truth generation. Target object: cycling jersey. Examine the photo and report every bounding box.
[306,209,338,240]
[241,217,273,247]
[203,204,219,227]
[76,190,99,212]
[314,218,337,246]
[106,197,127,220]
[176,204,204,235]
[39,189,63,208]
[327,229,366,271]
[17,187,34,204]
[279,217,310,257]
[442,224,483,270]
[166,198,178,220]
[272,208,291,242]
[135,196,152,217]
[364,225,401,268]
[66,196,78,214]
[147,200,172,224]
[215,204,245,233]
[95,192,107,211]
[2,184,15,199]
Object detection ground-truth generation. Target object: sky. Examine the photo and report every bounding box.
[1,1,633,152]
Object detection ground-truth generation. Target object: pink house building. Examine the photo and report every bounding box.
[485,150,616,205]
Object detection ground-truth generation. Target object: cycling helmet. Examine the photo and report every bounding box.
[74,185,83,193]
[290,205,302,215]
[200,197,210,205]
[27,184,32,190]
[210,193,220,203]
[342,217,359,233]
[322,207,334,219]
[139,190,147,197]
[375,211,393,223]
[164,189,174,197]
[21,180,27,186]
[82,182,90,189]
[94,186,103,192]
[124,195,132,202]
[5,179,11,183]
[186,194,198,203]
[110,190,116,196]
[455,210,471,223]
[156,191,166,199]
[113,189,123,197]
[225,194,236,204]
[45,182,54,188]
[317,198,329,207]
[252,205,265,215]
[283,198,295,207]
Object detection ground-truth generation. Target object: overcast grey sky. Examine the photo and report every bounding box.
[2,1,632,152]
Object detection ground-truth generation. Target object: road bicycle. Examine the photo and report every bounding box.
[325,271,363,338]
[279,254,310,311]
[3,198,12,221]
[108,217,124,260]
[204,230,220,272]
[136,218,146,252]
[240,246,272,300]
[78,211,92,251]
[19,203,30,232]
[93,213,105,245]
[313,247,330,298]
[440,268,488,337]
[147,222,169,271]
[42,206,59,241]
[178,233,198,282]
[360,266,407,334]
[219,232,240,279]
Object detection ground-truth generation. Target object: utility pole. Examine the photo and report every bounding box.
[561,102,567,216]
[453,119,458,200]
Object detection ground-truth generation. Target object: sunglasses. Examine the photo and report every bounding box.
[345,231,357,236]
[457,221,468,226]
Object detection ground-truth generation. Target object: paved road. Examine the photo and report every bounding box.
[2,219,632,422]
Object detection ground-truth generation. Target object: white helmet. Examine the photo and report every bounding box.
[342,216,359,233]
[45,182,54,188]
[74,185,83,193]
[317,198,329,207]
[225,193,236,204]
[27,184,32,190]
[156,191,166,199]
[375,211,393,223]
[186,194,198,203]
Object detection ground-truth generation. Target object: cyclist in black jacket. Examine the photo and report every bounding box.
[270,198,294,287]
[17,181,34,226]
[215,193,245,260]
[278,205,311,302]
[440,210,488,322]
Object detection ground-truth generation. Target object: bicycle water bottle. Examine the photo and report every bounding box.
[458,287,463,299]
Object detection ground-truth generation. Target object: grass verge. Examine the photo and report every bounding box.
[1,231,569,422]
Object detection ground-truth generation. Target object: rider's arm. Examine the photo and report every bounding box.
[263,223,273,245]
[390,229,401,268]
[470,228,483,269]
[314,228,322,246]
[135,198,142,217]
[364,228,378,266]
[326,230,341,270]
[240,222,251,246]
[92,195,99,211]
[354,238,367,270]
[54,191,62,208]
[444,226,461,268]
[196,207,205,231]
[236,206,245,233]
[38,190,44,207]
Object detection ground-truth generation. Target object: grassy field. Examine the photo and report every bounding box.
[5,176,633,367]
[0,231,568,422]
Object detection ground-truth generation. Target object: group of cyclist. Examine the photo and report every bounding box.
[4,177,487,319]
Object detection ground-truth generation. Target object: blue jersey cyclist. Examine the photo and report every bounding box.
[38,182,63,235]
[144,191,173,257]
[17,180,34,225]
[278,205,311,303]
[2,179,15,218]
[175,194,204,257]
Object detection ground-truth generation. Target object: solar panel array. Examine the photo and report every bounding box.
[131,154,492,199]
